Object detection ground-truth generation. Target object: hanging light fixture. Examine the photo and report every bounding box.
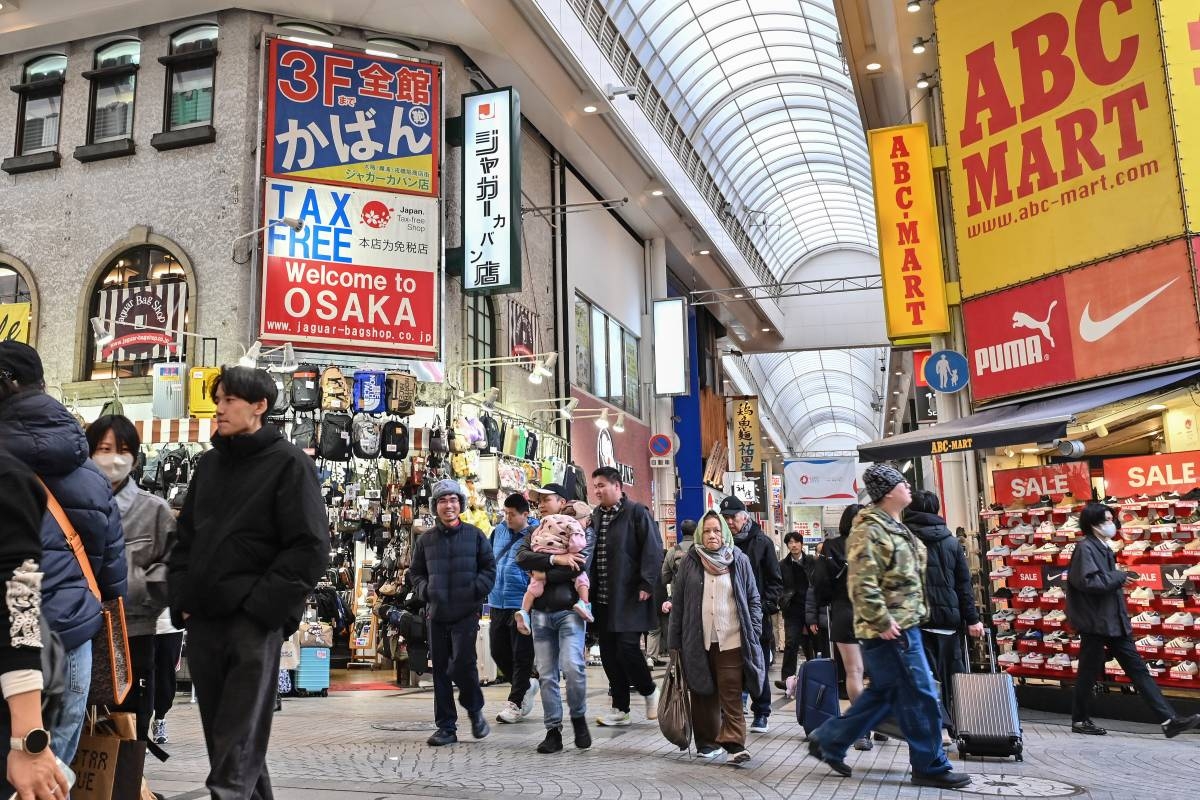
[613,412,626,433]
[529,352,558,384]
[238,341,263,368]
[595,409,610,430]
[90,317,114,347]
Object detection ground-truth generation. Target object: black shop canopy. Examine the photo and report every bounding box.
[858,366,1200,463]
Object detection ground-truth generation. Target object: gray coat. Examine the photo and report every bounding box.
[667,548,765,696]
[1066,534,1132,637]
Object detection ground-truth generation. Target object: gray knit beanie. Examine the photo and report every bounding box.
[863,464,906,504]
[431,478,467,509]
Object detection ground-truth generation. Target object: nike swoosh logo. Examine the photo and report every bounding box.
[1078,278,1178,343]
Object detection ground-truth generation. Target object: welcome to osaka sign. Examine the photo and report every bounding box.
[265,39,441,197]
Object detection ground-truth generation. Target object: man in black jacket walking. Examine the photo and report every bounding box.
[903,490,982,733]
[169,367,329,800]
[409,479,496,746]
[777,532,813,688]
[720,496,782,733]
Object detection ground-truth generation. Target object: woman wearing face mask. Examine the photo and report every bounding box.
[667,510,764,764]
[1066,503,1199,738]
[86,415,176,743]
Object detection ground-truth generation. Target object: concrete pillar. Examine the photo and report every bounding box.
[646,237,677,524]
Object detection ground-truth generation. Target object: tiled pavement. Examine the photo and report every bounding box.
[145,666,1198,800]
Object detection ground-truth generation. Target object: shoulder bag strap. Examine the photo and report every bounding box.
[37,479,102,601]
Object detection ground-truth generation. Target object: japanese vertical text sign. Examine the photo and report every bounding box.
[462,88,522,293]
[935,0,1183,298]
[259,179,439,358]
[265,39,440,196]
[731,397,760,473]
[867,124,949,338]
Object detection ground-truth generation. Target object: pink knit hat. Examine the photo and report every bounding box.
[538,513,584,540]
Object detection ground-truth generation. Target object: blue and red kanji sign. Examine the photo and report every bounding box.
[265,39,441,197]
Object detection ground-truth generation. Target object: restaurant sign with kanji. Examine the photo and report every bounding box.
[265,38,441,197]
[462,87,522,294]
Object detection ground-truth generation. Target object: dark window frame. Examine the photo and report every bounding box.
[84,40,141,146]
[465,293,497,393]
[159,24,218,133]
[574,293,641,417]
[12,55,67,157]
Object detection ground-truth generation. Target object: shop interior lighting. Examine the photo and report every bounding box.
[520,397,578,420]
[912,36,933,55]
[915,73,934,90]
[1020,447,1041,454]
[238,341,298,372]
[1147,403,1168,412]
[907,0,922,12]
[91,317,114,347]
[90,316,217,352]
[865,61,882,71]
[613,412,626,433]
[455,352,558,388]
[582,103,599,113]
[461,386,500,408]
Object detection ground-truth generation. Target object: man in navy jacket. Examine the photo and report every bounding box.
[409,479,496,746]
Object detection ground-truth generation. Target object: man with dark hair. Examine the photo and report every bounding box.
[490,493,538,724]
[719,495,783,733]
[410,479,496,746]
[169,366,329,800]
[588,467,664,726]
[778,531,814,688]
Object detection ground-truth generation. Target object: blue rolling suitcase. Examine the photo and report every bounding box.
[796,655,840,736]
[295,646,331,697]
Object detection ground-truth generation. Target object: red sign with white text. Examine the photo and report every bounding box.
[993,462,1092,506]
[963,237,1200,401]
[1103,450,1200,497]
[1125,564,1164,591]
[1008,565,1044,589]
[913,349,932,388]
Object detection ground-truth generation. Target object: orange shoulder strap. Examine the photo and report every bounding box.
[37,478,102,601]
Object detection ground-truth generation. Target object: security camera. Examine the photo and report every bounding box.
[606,84,637,102]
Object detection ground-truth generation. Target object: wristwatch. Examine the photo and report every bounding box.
[10,728,51,755]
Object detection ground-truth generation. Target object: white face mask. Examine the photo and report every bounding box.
[94,453,133,485]
[1098,521,1117,539]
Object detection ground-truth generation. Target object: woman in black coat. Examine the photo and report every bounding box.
[1066,503,1199,737]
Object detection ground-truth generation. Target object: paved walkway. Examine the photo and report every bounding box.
[145,666,1197,800]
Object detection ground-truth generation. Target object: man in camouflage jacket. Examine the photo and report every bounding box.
[807,465,970,791]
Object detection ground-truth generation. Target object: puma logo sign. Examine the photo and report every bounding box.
[1012,301,1058,347]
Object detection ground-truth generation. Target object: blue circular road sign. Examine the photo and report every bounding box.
[924,349,970,394]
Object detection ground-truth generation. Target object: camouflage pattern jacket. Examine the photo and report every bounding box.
[847,505,928,639]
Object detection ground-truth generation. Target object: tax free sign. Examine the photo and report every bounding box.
[258,178,440,359]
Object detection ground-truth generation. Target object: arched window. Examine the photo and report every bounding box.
[163,25,218,130]
[0,263,35,343]
[85,246,190,380]
[86,40,140,144]
[465,293,496,392]
[15,54,66,156]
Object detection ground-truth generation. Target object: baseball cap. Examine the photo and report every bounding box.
[528,483,569,498]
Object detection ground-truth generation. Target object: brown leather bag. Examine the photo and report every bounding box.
[41,483,133,707]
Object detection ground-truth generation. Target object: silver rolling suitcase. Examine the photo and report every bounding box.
[953,631,1023,761]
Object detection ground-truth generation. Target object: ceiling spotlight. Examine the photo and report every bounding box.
[613,412,626,433]
[649,187,665,197]
[865,61,882,71]
[595,409,610,430]
[734,293,745,298]
[560,398,579,420]
[907,0,922,12]
[912,37,932,55]
[916,73,933,90]
[238,340,263,368]
[1020,447,1040,454]
[1147,403,1168,412]
[582,104,598,113]
[761,327,771,333]
[890,406,899,412]
[892,390,901,395]
[529,353,557,384]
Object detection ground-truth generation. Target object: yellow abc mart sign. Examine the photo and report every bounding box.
[868,124,950,338]
[936,0,1185,298]
[1161,0,1200,231]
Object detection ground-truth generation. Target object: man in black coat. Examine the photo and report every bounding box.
[590,467,664,727]
[169,367,329,800]
[720,496,783,733]
[903,490,983,733]
[409,479,496,746]
[777,532,812,688]
[1066,503,1199,737]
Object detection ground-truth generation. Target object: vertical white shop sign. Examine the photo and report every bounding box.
[462,88,521,293]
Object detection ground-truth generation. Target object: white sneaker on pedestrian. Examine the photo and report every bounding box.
[521,678,538,717]
[644,686,661,720]
[596,709,632,726]
[496,701,524,724]
[151,719,168,745]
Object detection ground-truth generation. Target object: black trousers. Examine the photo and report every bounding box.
[113,630,186,740]
[921,631,964,731]
[488,608,535,706]
[155,631,185,718]
[1073,632,1175,723]
[593,603,655,713]
[187,614,282,800]
[429,615,485,732]
[781,615,807,681]
[749,621,774,718]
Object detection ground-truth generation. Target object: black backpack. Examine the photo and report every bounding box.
[291,416,318,458]
[381,420,409,461]
[270,372,291,416]
[319,413,353,461]
[291,365,321,412]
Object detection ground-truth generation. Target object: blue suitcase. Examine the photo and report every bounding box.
[796,656,840,736]
[295,646,330,696]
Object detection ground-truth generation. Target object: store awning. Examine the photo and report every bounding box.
[858,367,1200,462]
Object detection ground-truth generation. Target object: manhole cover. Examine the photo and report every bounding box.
[371,721,437,732]
[959,775,1083,797]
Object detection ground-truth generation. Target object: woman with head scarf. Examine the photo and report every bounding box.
[667,509,764,763]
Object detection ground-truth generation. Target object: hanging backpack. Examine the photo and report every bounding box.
[352,414,383,459]
[291,365,321,411]
[291,416,318,458]
[320,366,351,412]
[385,371,417,416]
[319,413,353,461]
[381,420,409,461]
[353,370,387,414]
[269,372,291,417]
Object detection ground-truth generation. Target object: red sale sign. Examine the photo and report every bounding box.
[1008,565,1044,589]
[258,178,440,358]
[993,462,1091,506]
[1125,564,1164,591]
[1103,450,1200,498]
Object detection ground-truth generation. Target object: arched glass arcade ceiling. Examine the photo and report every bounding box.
[600,0,882,451]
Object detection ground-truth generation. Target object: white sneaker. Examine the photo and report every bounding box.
[496,701,524,724]
[596,709,632,726]
[644,686,661,720]
[521,678,538,717]
[151,718,168,745]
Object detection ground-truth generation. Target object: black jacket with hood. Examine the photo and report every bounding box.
[903,508,979,631]
[733,518,783,618]
[168,426,329,634]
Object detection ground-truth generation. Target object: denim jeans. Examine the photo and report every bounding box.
[531,610,587,730]
[810,627,951,778]
[50,640,92,764]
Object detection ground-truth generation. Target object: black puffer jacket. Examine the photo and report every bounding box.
[1066,534,1131,637]
[168,426,329,634]
[0,392,127,650]
[733,520,783,616]
[903,509,979,631]
[409,519,495,623]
